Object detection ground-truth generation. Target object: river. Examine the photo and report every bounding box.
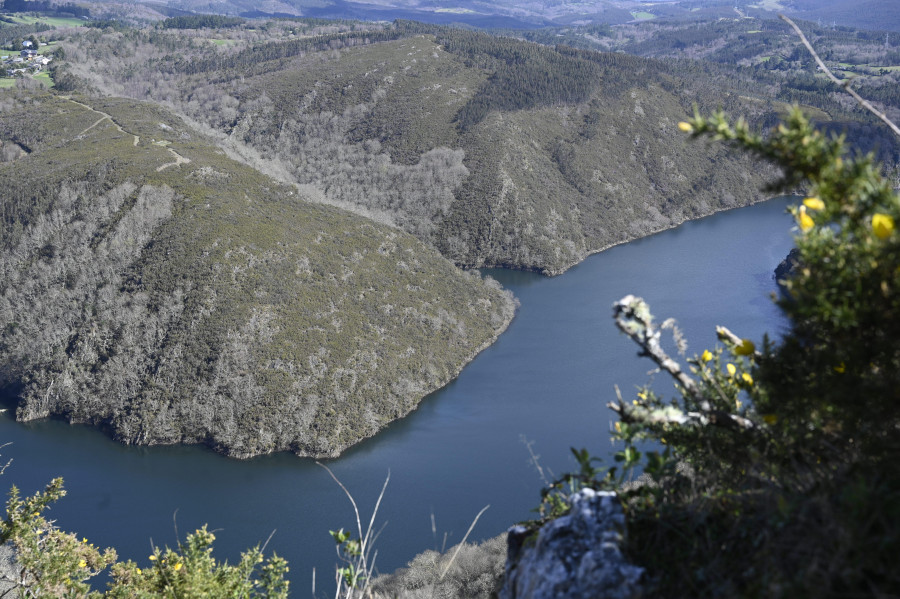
[0,197,795,594]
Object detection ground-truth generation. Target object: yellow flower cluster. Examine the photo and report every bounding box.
[734,339,756,356]
[796,205,815,232]
[873,213,895,239]
[803,197,825,211]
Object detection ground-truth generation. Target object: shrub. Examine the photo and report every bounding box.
[578,106,900,597]
[0,478,289,598]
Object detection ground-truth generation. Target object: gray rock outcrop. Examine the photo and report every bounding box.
[500,489,643,599]
[0,541,24,598]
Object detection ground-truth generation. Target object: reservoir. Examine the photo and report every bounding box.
[0,197,795,593]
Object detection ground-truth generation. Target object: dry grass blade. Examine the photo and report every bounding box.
[439,504,490,581]
[317,462,390,599]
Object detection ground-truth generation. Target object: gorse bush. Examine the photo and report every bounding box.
[550,106,900,597]
[0,479,289,598]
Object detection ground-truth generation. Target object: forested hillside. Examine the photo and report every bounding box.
[0,90,515,458]
[3,13,897,457]
[51,19,796,274]
[516,16,900,163]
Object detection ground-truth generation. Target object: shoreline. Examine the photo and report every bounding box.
[473,195,784,278]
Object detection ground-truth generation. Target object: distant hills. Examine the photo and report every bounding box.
[112,0,900,32]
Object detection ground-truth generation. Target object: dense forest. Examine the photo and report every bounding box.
[40,19,807,274]
[513,15,900,160]
[0,90,515,458]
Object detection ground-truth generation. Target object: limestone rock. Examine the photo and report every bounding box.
[500,489,643,599]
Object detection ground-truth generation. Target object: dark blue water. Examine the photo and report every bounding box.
[0,198,795,595]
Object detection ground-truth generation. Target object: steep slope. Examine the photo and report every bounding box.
[0,91,516,458]
[210,29,775,273]
[56,21,787,275]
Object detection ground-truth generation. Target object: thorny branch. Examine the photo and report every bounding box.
[610,295,757,432]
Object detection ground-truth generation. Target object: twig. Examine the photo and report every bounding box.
[612,295,757,431]
[438,504,490,581]
[715,325,762,359]
[779,14,900,138]
[613,295,701,401]
[608,398,757,431]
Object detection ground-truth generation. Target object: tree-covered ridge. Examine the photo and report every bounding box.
[50,20,808,274]
[0,91,515,458]
[160,14,245,29]
[515,16,900,164]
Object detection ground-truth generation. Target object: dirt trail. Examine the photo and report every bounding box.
[156,147,191,172]
[65,96,141,146]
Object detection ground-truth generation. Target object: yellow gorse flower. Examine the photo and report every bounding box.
[797,205,814,232]
[741,372,754,385]
[872,213,895,239]
[174,563,183,571]
[726,363,736,377]
[701,349,713,362]
[803,197,825,211]
[78,560,87,569]
[734,339,755,356]
[149,555,157,561]
[677,121,694,133]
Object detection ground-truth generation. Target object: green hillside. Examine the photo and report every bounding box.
[0,90,515,458]
[2,15,889,456]
[54,21,788,274]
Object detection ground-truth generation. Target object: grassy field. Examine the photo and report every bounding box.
[0,71,53,89]
[32,71,52,85]
[630,11,656,20]
[3,14,84,28]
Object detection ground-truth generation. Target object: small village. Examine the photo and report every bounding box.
[1,38,51,78]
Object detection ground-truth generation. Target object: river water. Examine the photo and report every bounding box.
[0,197,795,594]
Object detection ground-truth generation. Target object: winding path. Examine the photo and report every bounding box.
[64,96,193,168]
[66,97,141,147]
[156,147,191,171]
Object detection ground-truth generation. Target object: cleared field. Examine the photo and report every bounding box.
[32,70,52,85]
[3,14,84,28]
